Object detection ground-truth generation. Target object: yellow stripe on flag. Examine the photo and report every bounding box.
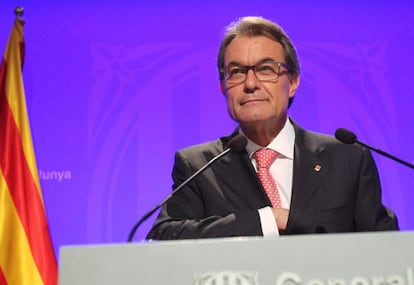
[0,171,44,285]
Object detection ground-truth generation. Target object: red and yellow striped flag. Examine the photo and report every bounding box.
[0,16,57,285]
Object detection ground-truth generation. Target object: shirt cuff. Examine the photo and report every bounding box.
[258,206,279,238]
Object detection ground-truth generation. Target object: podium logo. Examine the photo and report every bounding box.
[194,271,259,285]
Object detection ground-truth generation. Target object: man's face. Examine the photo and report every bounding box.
[221,35,299,127]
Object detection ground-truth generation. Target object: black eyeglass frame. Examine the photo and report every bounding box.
[221,61,291,84]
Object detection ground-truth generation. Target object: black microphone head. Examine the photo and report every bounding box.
[335,128,357,144]
[227,135,248,152]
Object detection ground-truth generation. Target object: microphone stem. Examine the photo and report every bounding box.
[357,141,414,169]
[127,147,232,242]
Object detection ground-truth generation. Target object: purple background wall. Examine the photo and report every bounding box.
[1,1,413,258]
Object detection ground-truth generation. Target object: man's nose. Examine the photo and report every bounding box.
[243,69,261,91]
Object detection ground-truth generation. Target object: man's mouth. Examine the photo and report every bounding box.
[240,98,266,105]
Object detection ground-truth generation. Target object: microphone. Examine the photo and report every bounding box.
[127,135,248,242]
[335,128,414,169]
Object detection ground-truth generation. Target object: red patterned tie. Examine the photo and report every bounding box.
[254,148,281,208]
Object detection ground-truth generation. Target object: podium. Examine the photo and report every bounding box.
[59,231,414,285]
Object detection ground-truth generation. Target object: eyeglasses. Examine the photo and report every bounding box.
[222,61,290,84]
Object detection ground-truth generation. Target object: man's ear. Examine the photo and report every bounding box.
[220,81,226,95]
[289,74,300,98]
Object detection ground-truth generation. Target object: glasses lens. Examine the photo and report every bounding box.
[254,62,280,81]
[225,66,246,84]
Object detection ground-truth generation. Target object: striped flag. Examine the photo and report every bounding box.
[0,16,57,285]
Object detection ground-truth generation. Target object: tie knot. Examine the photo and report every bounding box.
[254,148,278,169]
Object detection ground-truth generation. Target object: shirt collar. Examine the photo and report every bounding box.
[240,118,295,160]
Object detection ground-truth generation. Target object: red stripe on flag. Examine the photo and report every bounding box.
[0,60,57,284]
[0,267,8,285]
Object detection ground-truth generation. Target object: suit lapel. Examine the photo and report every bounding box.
[287,123,330,232]
[214,134,269,210]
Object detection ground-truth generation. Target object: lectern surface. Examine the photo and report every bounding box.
[59,231,414,285]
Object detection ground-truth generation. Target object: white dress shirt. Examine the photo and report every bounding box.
[240,118,295,237]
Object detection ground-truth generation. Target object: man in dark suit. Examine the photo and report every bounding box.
[146,16,398,240]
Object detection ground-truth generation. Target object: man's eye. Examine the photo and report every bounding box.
[229,67,245,75]
[256,64,277,73]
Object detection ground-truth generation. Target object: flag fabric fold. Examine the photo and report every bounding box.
[0,17,57,285]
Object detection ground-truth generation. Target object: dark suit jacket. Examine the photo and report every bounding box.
[146,120,398,240]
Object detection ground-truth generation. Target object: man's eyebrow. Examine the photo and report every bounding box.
[225,61,243,67]
[256,57,279,64]
[225,57,278,67]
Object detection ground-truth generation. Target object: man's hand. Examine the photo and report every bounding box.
[272,208,289,232]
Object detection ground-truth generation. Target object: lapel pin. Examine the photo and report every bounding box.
[314,164,322,172]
